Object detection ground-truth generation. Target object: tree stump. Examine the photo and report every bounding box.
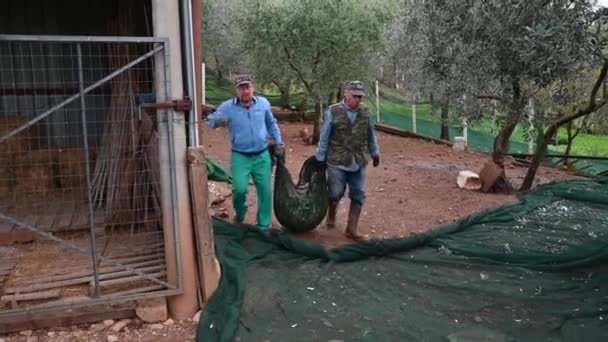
[479,160,514,194]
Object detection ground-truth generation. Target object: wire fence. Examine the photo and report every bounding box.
[0,36,180,314]
[373,109,608,175]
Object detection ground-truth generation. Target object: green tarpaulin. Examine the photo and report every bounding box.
[198,176,608,342]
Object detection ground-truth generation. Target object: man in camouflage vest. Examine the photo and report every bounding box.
[315,81,380,241]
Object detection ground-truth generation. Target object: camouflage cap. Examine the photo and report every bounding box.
[234,74,253,87]
[345,80,365,96]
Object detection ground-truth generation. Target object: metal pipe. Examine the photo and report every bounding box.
[164,39,184,292]
[77,43,102,298]
[0,44,164,144]
[0,34,168,43]
[179,0,199,147]
[168,107,184,294]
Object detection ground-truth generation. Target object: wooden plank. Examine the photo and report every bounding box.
[101,285,164,299]
[1,290,61,308]
[51,200,76,231]
[374,122,453,147]
[70,205,88,228]
[35,201,62,231]
[100,252,164,266]
[188,147,221,301]
[90,271,166,295]
[9,259,165,288]
[0,302,136,334]
[97,265,165,282]
[6,276,92,294]
[0,225,33,245]
[105,249,164,260]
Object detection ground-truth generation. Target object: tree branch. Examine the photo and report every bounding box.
[477,95,504,102]
[520,59,608,191]
[283,47,314,94]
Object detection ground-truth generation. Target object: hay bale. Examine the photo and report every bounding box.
[0,115,46,204]
[56,148,86,191]
[12,150,55,206]
[0,115,45,160]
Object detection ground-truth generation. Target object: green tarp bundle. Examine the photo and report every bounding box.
[198,176,608,342]
[273,155,328,233]
[206,157,232,183]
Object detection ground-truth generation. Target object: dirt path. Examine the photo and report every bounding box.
[0,122,580,342]
[204,122,579,247]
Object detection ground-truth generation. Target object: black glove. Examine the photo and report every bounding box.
[373,155,380,167]
[274,144,285,158]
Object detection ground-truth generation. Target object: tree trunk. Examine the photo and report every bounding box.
[521,60,608,191]
[492,117,519,166]
[214,55,223,82]
[336,87,342,103]
[485,110,520,194]
[440,99,450,141]
[311,101,322,145]
[520,126,556,191]
[278,80,291,109]
[564,121,574,167]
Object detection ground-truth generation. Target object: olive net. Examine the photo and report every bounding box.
[272,154,328,233]
[198,175,608,342]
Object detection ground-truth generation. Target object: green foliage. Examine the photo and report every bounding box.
[237,0,396,102]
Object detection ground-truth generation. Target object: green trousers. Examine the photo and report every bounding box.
[231,150,272,230]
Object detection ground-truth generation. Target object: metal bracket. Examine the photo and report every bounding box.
[140,97,192,112]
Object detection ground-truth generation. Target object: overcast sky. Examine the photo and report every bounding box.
[598,0,608,7]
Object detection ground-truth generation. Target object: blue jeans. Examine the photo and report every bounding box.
[327,165,367,204]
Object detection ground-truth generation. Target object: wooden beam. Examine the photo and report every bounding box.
[1,290,61,309]
[374,122,453,147]
[89,271,167,296]
[505,152,608,161]
[0,302,136,334]
[187,147,220,302]
[7,259,165,293]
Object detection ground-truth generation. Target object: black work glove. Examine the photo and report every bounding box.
[373,155,380,167]
[273,144,285,159]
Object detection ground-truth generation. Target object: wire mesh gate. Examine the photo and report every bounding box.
[0,35,182,316]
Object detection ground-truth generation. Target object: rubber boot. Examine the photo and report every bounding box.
[326,200,338,229]
[345,201,369,241]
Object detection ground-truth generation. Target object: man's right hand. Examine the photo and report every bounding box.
[215,116,229,127]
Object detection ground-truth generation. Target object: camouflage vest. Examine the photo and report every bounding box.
[327,102,370,167]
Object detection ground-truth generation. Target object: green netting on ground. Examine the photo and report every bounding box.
[206,157,232,183]
[374,110,608,175]
[198,177,608,342]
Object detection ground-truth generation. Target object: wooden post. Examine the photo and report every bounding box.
[202,63,206,106]
[187,147,220,301]
[375,80,380,122]
[463,118,468,147]
[412,96,417,133]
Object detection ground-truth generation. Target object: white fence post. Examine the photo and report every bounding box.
[412,95,417,133]
[375,80,380,122]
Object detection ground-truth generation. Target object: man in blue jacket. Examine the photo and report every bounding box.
[315,81,380,241]
[207,75,284,232]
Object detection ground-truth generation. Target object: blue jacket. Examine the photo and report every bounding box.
[207,96,283,154]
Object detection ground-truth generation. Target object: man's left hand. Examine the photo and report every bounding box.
[274,144,285,158]
[373,155,380,167]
